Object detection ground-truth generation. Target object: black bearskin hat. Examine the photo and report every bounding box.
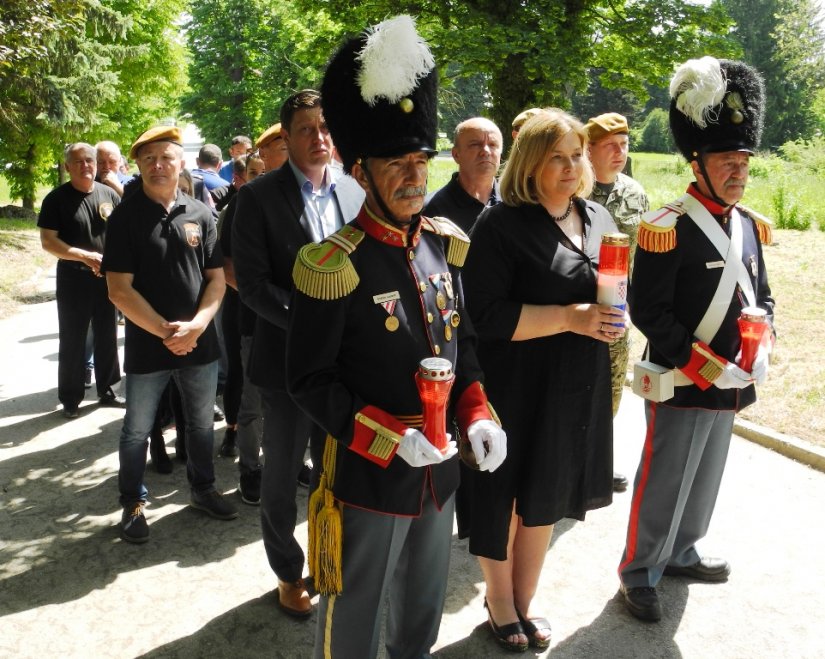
[669,57,765,160]
[321,15,438,174]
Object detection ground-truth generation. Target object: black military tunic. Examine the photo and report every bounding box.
[287,205,494,515]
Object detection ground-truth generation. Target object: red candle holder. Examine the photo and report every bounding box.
[415,357,454,454]
[737,307,768,373]
[597,233,630,327]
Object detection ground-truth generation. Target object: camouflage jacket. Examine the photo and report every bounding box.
[588,173,649,260]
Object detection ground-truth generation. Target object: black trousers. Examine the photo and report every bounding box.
[55,263,120,407]
[220,287,243,426]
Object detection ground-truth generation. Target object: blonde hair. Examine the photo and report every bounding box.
[500,108,594,206]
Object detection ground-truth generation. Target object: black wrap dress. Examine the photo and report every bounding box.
[457,197,616,560]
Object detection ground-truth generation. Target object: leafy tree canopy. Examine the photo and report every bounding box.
[718,0,825,149]
[0,0,186,209]
[289,0,735,148]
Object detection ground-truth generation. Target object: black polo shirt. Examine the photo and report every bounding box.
[101,187,223,374]
[422,172,500,234]
[37,182,119,254]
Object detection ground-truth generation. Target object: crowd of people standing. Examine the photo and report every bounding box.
[35,14,774,659]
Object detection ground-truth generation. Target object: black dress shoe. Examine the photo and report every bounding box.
[620,584,662,622]
[98,389,126,407]
[613,471,629,492]
[664,557,730,582]
[62,405,79,419]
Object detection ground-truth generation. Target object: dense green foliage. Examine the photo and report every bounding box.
[632,109,675,154]
[718,0,825,149]
[286,0,734,149]
[0,0,186,209]
[181,0,346,146]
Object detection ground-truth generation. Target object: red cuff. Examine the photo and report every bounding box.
[454,381,494,436]
[351,405,408,468]
[678,341,728,390]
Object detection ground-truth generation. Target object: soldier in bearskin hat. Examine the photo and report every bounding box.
[285,15,507,657]
[617,57,775,622]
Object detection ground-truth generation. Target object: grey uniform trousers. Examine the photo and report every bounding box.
[314,493,455,659]
[619,401,734,588]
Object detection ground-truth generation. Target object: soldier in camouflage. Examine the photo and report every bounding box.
[586,113,649,492]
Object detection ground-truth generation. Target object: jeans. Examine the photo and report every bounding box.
[118,360,219,507]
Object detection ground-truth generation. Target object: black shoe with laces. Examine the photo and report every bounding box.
[219,427,238,457]
[120,502,149,543]
[620,584,662,621]
[190,489,239,520]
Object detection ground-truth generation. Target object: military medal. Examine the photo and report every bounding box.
[441,309,452,341]
[443,272,454,300]
[450,311,461,328]
[374,291,401,332]
[430,273,447,309]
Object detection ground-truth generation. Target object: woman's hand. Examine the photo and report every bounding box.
[567,303,626,343]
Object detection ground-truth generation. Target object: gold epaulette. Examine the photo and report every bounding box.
[292,225,364,300]
[637,203,682,253]
[737,203,774,246]
[422,215,471,267]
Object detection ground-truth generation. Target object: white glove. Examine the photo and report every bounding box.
[466,419,507,473]
[396,429,457,467]
[714,362,752,390]
[750,346,770,385]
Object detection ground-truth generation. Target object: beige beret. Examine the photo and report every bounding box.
[511,108,542,132]
[256,123,284,148]
[129,125,183,160]
[585,113,629,143]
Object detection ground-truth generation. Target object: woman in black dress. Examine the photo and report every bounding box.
[459,108,625,651]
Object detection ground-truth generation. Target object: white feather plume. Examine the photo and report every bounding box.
[356,15,435,106]
[669,56,726,128]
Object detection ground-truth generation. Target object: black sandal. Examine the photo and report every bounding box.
[484,598,528,653]
[516,609,552,650]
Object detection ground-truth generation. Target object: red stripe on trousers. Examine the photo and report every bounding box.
[619,402,658,576]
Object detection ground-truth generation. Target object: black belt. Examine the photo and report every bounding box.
[58,259,95,274]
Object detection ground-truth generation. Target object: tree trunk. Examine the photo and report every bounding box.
[489,54,536,153]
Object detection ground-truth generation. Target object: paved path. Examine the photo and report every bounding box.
[1,286,824,658]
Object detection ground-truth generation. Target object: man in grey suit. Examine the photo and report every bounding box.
[233,89,365,617]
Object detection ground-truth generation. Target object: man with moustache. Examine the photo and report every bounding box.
[232,90,364,617]
[423,116,503,233]
[618,57,774,622]
[286,16,506,657]
[38,142,123,418]
[103,126,236,544]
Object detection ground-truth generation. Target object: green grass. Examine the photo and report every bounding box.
[630,151,825,228]
[428,157,457,193]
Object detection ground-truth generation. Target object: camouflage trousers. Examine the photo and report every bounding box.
[609,332,631,418]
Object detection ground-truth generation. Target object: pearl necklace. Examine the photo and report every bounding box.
[548,199,573,223]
